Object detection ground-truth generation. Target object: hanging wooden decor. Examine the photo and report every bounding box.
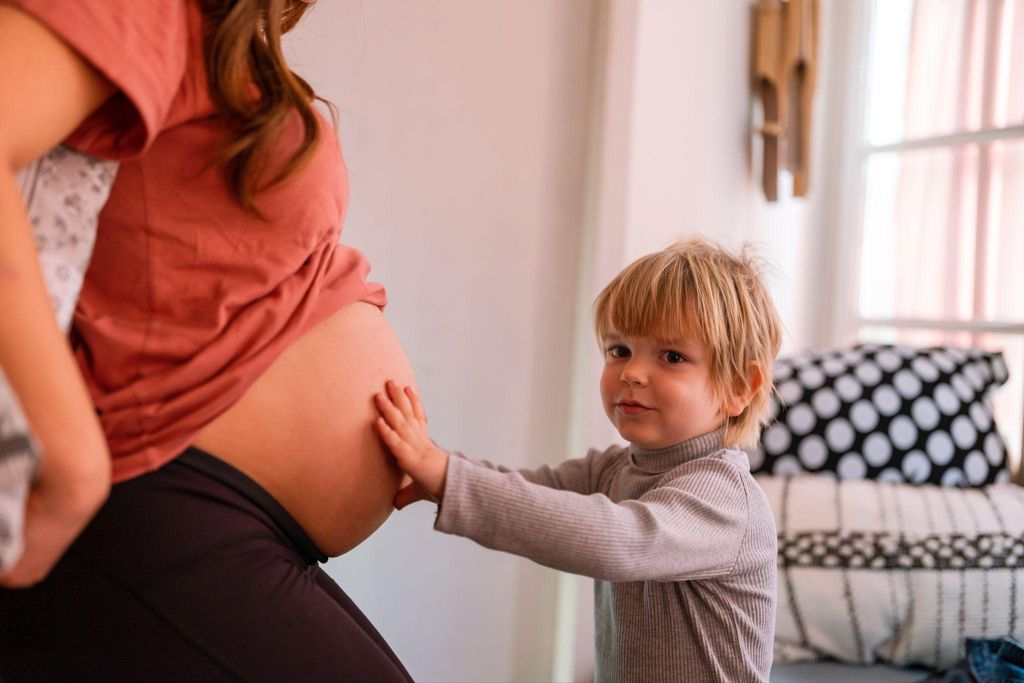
[754,0,819,201]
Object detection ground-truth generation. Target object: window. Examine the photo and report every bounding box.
[833,0,1024,471]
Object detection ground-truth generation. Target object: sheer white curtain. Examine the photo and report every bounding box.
[854,0,1024,468]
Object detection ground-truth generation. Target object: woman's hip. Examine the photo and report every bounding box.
[0,447,413,683]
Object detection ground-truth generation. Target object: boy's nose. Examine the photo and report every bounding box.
[620,360,647,385]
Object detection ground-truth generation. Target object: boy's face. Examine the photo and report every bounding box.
[599,332,725,449]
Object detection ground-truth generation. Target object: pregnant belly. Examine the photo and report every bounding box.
[192,301,415,556]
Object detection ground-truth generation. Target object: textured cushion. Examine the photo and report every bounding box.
[758,475,1024,670]
[749,344,1011,486]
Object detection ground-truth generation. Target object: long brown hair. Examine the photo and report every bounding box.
[200,0,332,215]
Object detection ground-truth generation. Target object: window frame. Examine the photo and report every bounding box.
[825,0,1024,479]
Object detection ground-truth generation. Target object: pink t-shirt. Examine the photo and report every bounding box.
[11,0,387,482]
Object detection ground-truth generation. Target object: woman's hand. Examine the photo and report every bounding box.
[0,460,109,588]
[374,381,448,508]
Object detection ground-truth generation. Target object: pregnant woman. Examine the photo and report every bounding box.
[0,1,415,680]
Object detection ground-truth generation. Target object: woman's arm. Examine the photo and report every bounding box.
[0,4,116,587]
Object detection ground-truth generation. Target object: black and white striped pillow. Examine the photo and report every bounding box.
[758,475,1024,670]
[749,344,1011,487]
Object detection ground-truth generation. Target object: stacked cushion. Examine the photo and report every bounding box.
[759,475,1024,670]
[749,344,1011,486]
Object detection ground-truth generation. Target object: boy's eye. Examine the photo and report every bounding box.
[664,351,686,364]
[607,345,630,359]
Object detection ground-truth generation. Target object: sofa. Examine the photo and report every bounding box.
[751,344,1019,682]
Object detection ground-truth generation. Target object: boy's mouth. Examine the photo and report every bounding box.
[616,400,651,416]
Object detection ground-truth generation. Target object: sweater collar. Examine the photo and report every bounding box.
[628,429,724,474]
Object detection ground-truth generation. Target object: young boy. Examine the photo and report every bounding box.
[375,238,783,683]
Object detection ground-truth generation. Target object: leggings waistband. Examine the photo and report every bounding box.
[174,446,328,565]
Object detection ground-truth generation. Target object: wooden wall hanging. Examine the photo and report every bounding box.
[754,0,819,201]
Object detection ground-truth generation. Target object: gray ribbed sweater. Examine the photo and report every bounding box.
[435,431,776,683]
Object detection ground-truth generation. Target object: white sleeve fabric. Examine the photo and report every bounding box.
[435,453,751,582]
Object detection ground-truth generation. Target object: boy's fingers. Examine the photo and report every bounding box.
[375,417,406,453]
[407,387,427,423]
[394,483,423,510]
[387,380,415,417]
[374,392,406,426]
[374,416,393,440]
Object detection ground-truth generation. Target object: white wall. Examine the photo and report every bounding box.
[286,1,832,681]
[617,0,828,353]
[287,2,596,681]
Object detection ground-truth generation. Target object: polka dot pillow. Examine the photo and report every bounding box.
[748,344,1011,486]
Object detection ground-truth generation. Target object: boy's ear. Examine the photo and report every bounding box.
[723,362,765,418]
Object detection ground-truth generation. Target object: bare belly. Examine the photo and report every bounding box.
[192,302,415,556]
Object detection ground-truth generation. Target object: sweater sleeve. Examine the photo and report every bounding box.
[449,445,619,494]
[435,454,750,582]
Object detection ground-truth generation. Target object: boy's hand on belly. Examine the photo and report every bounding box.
[374,381,448,508]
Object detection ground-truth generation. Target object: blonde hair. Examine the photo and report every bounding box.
[593,237,783,447]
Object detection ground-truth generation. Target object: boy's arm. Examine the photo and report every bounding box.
[449,447,619,495]
[373,381,751,582]
[374,382,609,504]
[436,455,751,582]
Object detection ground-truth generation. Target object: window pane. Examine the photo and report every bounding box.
[858,328,1023,472]
[984,139,1024,321]
[859,147,979,320]
[995,0,1024,127]
[865,0,988,145]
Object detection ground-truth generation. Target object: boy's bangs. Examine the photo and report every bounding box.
[599,271,705,346]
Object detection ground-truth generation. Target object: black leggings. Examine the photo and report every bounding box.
[0,447,414,683]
